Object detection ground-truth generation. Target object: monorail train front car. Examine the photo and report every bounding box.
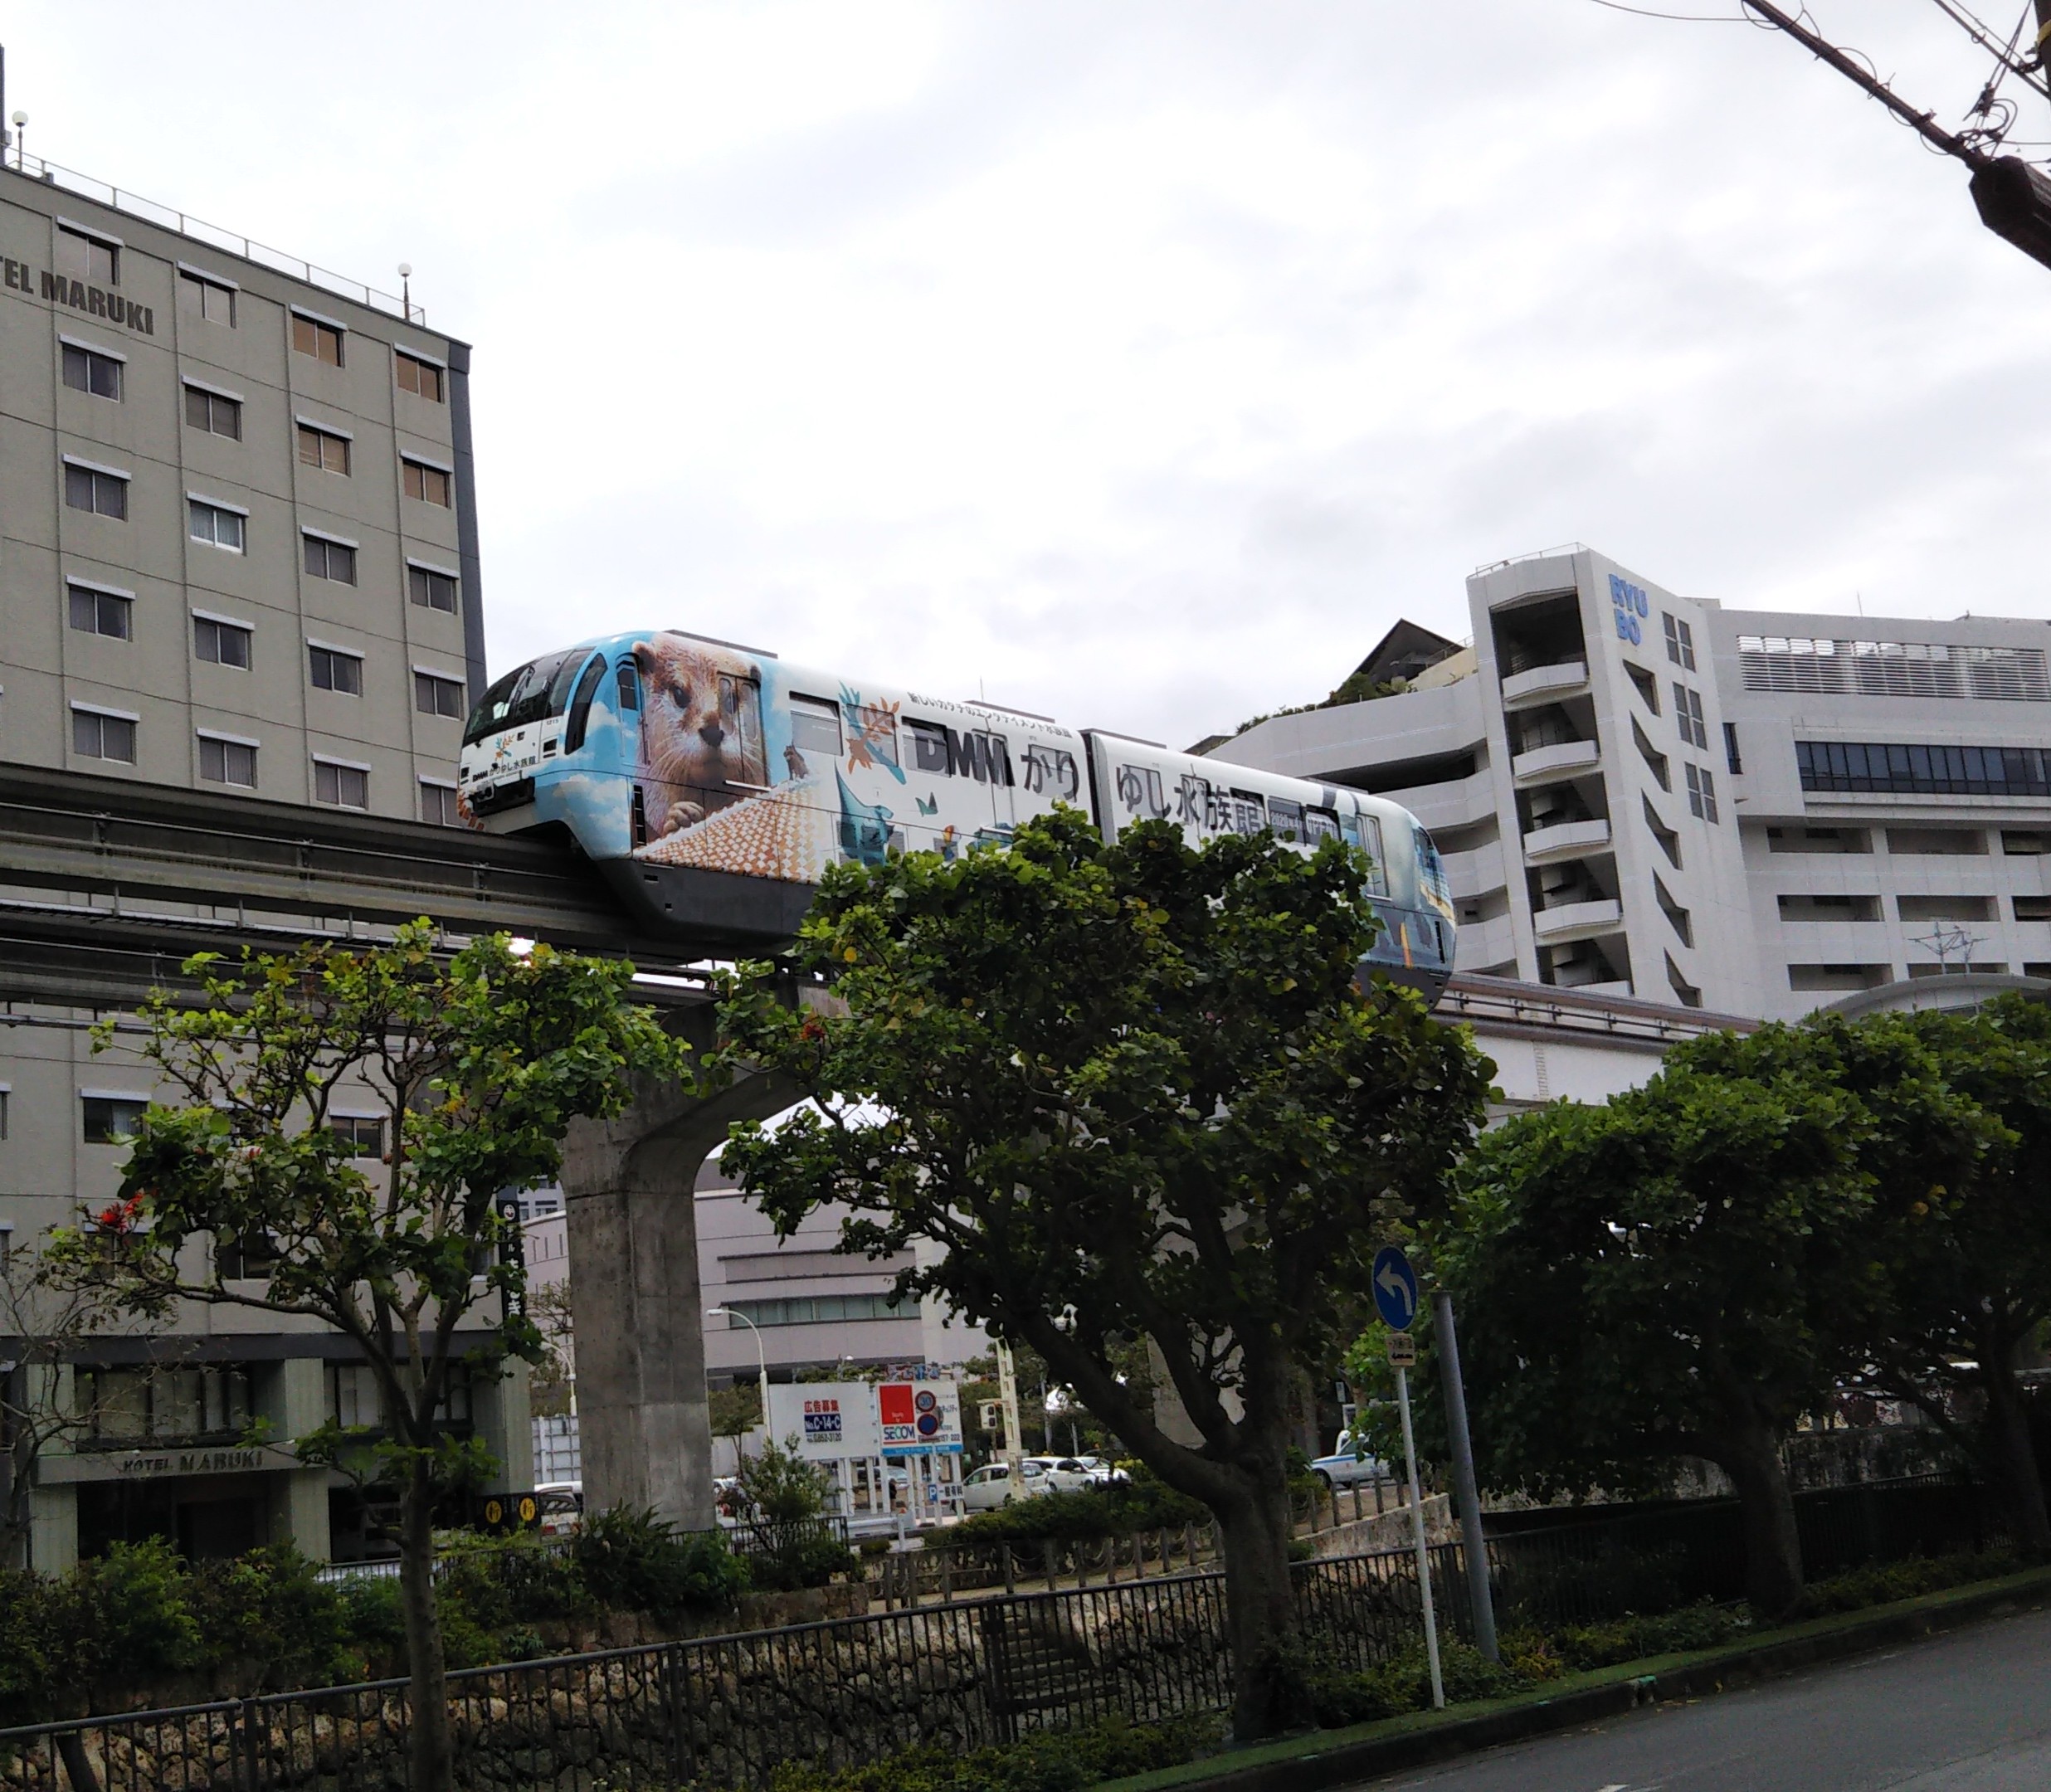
[457,630,1454,998]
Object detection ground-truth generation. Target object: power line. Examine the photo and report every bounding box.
[1586,0,1749,19]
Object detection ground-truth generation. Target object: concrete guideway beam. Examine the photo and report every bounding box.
[562,1009,801,1532]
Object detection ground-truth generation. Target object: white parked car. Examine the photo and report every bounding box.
[1022,1455,1103,1493]
[1309,1431,1389,1492]
[962,1458,1055,1511]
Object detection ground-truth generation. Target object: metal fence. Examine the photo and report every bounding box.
[311,1517,851,1585]
[0,1478,2000,1791]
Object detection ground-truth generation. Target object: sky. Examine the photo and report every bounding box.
[9,2,2050,748]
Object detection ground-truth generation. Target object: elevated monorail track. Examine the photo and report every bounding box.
[0,765,721,1009]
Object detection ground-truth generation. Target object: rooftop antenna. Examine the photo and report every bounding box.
[11,113,24,176]
[397,261,412,323]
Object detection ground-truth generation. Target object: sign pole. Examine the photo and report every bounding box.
[1394,1362,1444,1710]
[1432,1290,1498,1663]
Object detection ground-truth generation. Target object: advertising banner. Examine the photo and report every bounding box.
[875,1379,964,1456]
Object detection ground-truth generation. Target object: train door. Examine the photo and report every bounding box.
[719,671,767,786]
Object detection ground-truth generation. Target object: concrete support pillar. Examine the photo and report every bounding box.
[266,1357,333,1560]
[562,1061,796,1532]
[30,1481,76,1573]
[478,1358,534,1493]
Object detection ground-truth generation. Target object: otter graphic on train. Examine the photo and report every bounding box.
[457,628,1455,997]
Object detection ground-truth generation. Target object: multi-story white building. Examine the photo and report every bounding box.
[1212,546,2051,1020]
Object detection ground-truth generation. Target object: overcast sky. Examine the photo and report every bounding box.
[12,3,2049,747]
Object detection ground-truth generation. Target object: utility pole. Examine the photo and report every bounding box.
[1740,0,2051,272]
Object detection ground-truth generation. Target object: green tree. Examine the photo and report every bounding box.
[43,923,678,1792]
[1853,998,2051,1551]
[709,1381,763,1463]
[715,807,1491,1736]
[1442,1018,1980,1614]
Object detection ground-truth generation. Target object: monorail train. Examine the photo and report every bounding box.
[456,629,1456,999]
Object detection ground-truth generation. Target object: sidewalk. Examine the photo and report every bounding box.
[1097,1564,2051,1792]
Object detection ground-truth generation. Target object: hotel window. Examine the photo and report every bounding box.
[193,616,252,669]
[61,343,122,401]
[415,671,465,718]
[309,645,363,694]
[297,421,351,475]
[420,780,463,826]
[67,582,132,640]
[314,758,369,809]
[1663,612,1696,671]
[402,457,452,507]
[79,1366,252,1447]
[302,533,358,583]
[409,564,459,612]
[188,498,246,552]
[64,462,128,519]
[396,348,445,402]
[198,734,258,788]
[1673,682,1708,749]
[56,226,118,285]
[81,1095,148,1143]
[331,1114,385,1156]
[71,707,136,764]
[1684,761,1719,823]
[183,382,242,438]
[178,269,236,325]
[291,312,344,366]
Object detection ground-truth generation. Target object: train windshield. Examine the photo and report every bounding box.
[464,650,585,746]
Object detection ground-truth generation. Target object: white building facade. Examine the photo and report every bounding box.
[1212,546,2051,1020]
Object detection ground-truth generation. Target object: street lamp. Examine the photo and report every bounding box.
[705,1303,771,1459]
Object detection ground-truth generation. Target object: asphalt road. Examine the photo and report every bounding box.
[1356,1608,2051,1792]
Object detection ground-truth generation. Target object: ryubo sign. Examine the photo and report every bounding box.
[1609,573,1649,645]
[876,1381,964,1456]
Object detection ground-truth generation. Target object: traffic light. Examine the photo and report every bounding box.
[1970,156,2051,272]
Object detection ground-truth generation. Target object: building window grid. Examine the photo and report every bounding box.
[314,760,369,809]
[188,499,246,553]
[178,270,236,326]
[1797,738,2051,798]
[395,350,445,402]
[183,384,242,438]
[402,459,452,507]
[331,1114,385,1157]
[415,672,465,718]
[198,735,257,789]
[420,781,463,827]
[1684,762,1719,823]
[296,423,351,476]
[64,465,127,519]
[193,616,251,669]
[309,645,363,694]
[77,1366,253,1449]
[722,1293,905,1328]
[291,314,344,366]
[302,534,358,584]
[61,344,122,401]
[409,565,459,613]
[68,584,132,639]
[1663,613,1696,671]
[1673,683,1708,749]
[71,709,136,763]
[56,226,118,285]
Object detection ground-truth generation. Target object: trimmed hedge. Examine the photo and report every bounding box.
[763,1715,1225,1791]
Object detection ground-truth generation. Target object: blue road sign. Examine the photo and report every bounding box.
[1372,1246,1420,1332]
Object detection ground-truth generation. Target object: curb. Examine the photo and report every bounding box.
[1097,1566,2051,1792]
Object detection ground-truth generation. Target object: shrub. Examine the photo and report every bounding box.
[336,1574,407,1671]
[1793,1548,2020,1619]
[43,1539,204,1688]
[187,1545,355,1690]
[1544,1600,1753,1670]
[944,1474,1208,1549]
[746,1527,860,1594]
[734,1436,833,1523]
[571,1505,748,1615]
[1303,1639,1524,1727]
[437,1530,586,1626]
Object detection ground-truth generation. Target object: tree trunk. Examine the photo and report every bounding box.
[1722,1426,1804,1617]
[1980,1356,2051,1555]
[399,1459,454,1792]
[1215,1473,1305,1740]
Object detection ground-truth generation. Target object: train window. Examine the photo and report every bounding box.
[616,661,639,711]
[791,695,843,757]
[1303,807,1340,845]
[907,719,951,774]
[564,658,607,753]
[1268,797,1303,840]
[464,650,577,746]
